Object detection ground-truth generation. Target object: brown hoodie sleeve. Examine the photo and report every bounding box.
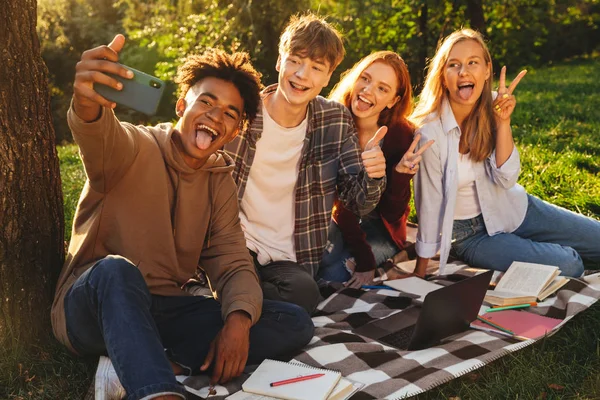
[67,103,138,193]
[200,173,262,325]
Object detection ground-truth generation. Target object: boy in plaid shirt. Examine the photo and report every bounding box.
[225,13,386,314]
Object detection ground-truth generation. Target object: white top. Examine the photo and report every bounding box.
[239,105,307,265]
[454,153,482,219]
[414,98,528,274]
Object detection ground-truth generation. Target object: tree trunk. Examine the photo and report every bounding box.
[416,2,429,91]
[0,0,64,348]
[466,0,486,33]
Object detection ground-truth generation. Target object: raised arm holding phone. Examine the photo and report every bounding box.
[52,34,314,400]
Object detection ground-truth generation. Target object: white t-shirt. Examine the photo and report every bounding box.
[454,153,482,220]
[239,105,307,265]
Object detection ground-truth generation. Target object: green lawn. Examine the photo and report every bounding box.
[2,55,599,399]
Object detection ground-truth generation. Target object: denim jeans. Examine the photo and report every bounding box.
[250,252,321,315]
[64,256,315,400]
[451,194,600,277]
[318,217,400,282]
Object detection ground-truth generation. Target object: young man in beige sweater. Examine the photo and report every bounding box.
[51,34,313,400]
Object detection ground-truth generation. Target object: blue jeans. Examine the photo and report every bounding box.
[451,194,600,277]
[64,256,314,400]
[318,217,400,282]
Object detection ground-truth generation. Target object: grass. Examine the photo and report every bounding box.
[2,55,599,399]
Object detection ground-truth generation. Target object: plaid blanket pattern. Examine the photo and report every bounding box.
[178,271,600,399]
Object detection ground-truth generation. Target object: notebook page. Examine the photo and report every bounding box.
[384,276,442,302]
[241,359,341,400]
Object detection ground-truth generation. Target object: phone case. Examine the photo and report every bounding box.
[94,63,165,116]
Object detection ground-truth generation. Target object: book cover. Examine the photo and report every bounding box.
[471,310,563,339]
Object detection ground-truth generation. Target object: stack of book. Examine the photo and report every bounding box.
[484,261,569,306]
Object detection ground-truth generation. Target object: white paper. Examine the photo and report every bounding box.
[384,276,442,302]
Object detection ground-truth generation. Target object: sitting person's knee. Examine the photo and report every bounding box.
[285,302,315,343]
[288,274,320,314]
[560,250,585,278]
[91,255,146,288]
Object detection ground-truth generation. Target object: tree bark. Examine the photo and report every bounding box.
[416,2,429,90]
[0,0,64,348]
[466,0,486,33]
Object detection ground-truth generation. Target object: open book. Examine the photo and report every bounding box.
[484,261,569,306]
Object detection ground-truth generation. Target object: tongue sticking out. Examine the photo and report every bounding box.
[196,130,213,150]
[458,86,473,101]
[355,97,372,112]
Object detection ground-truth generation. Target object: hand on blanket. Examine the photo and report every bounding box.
[345,270,375,288]
[201,310,251,385]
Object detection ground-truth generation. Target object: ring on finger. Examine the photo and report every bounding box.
[502,93,509,99]
[494,105,501,111]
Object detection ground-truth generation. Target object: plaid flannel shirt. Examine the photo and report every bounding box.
[224,84,385,276]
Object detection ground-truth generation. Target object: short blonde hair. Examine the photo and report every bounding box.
[279,13,345,72]
[411,29,494,162]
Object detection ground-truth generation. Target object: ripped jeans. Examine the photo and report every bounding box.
[318,218,400,282]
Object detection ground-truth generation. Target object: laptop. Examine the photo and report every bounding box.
[352,270,494,351]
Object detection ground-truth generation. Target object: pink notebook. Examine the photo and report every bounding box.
[471,310,563,339]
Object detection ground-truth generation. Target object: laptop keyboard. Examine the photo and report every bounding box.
[379,325,416,350]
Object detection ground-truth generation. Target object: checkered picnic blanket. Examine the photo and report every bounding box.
[178,270,600,399]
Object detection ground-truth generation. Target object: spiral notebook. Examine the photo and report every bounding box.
[241,359,341,400]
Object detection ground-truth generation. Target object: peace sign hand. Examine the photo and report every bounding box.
[395,133,435,175]
[493,66,527,121]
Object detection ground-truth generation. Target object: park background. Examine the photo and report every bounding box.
[2,0,600,399]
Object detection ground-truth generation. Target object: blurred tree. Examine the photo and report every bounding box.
[223,0,310,83]
[37,0,126,142]
[1,0,64,348]
[37,0,600,141]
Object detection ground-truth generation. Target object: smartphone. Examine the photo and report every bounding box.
[94,63,165,116]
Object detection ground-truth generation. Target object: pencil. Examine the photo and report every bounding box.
[361,285,394,290]
[486,302,537,313]
[476,315,514,335]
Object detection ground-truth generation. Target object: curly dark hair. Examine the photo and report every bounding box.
[175,49,263,130]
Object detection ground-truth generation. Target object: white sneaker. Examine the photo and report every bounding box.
[95,356,126,400]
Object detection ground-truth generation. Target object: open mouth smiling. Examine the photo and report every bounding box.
[197,124,219,140]
[195,123,220,150]
[358,95,373,106]
[289,81,310,91]
[457,82,475,100]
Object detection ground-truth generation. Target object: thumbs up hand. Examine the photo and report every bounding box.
[361,126,387,179]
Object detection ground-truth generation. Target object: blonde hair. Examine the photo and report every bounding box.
[411,29,495,162]
[329,51,413,127]
[279,13,345,72]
